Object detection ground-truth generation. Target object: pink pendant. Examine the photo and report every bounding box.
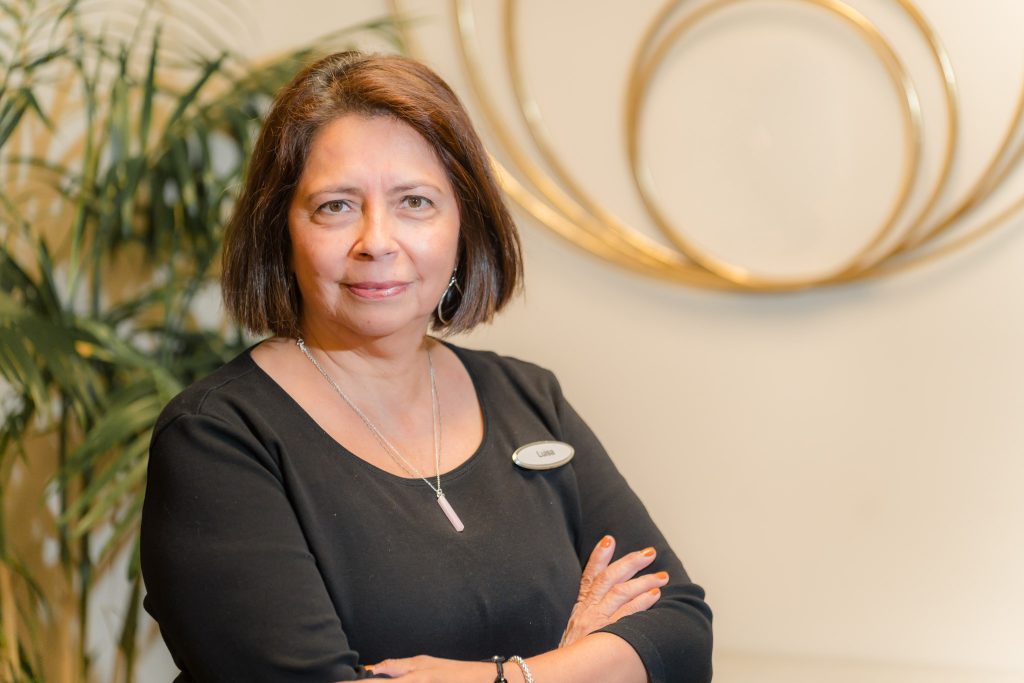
[436,493,465,532]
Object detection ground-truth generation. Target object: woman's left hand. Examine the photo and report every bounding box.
[366,655,495,681]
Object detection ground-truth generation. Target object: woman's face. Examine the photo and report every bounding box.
[288,114,460,342]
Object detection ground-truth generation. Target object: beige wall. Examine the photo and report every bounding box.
[135,1,1024,680]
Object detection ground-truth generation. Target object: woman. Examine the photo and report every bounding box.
[140,52,712,682]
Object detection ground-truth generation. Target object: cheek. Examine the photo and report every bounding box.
[412,227,459,271]
[291,230,341,279]
[440,219,462,269]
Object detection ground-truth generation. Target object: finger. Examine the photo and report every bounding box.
[598,570,669,615]
[588,546,659,600]
[578,535,615,598]
[368,657,418,677]
[609,583,665,622]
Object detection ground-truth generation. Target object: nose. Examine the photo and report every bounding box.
[352,203,398,259]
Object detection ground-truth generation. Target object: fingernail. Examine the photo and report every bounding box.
[656,571,669,581]
[600,535,613,548]
[648,587,661,596]
[642,547,656,557]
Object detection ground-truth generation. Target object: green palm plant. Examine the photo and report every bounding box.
[0,2,404,680]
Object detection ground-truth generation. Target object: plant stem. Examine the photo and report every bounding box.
[77,518,92,679]
[57,393,71,575]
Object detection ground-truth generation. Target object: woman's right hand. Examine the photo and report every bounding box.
[559,536,670,648]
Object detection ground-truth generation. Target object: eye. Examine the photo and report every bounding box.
[401,195,433,210]
[317,200,350,215]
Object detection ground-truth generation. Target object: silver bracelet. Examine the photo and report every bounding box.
[508,655,534,683]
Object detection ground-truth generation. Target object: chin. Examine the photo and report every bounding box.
[342,314,431,342]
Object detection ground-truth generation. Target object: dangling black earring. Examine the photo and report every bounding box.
[436,271,461,325]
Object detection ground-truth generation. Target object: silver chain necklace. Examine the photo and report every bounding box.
[296,338,465,532]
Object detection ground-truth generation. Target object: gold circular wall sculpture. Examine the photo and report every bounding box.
[390,0,1024,291]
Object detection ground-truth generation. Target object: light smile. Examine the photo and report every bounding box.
[345,281,409,299]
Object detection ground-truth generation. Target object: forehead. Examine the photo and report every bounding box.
[298,113,450,187]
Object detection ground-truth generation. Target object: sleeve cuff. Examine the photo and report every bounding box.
[596,623,665,683]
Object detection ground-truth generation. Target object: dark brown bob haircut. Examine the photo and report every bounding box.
[221,51,522,337]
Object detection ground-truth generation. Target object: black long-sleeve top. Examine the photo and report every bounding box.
[140,343,713,682]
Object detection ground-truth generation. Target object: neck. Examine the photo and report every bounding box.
[298,317,435,386]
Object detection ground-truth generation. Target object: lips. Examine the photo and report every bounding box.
[345,281,409,299]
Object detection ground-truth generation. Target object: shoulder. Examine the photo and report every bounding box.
[145,344,310,504]
[153,347,267,440]
[444,342,561,392]
[441,342,573,427]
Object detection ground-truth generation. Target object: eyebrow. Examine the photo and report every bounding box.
[390,182,443,194]
[306,186,359,200]
[305,182,444,200]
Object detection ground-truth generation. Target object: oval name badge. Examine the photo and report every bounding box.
[512,440,575,470]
